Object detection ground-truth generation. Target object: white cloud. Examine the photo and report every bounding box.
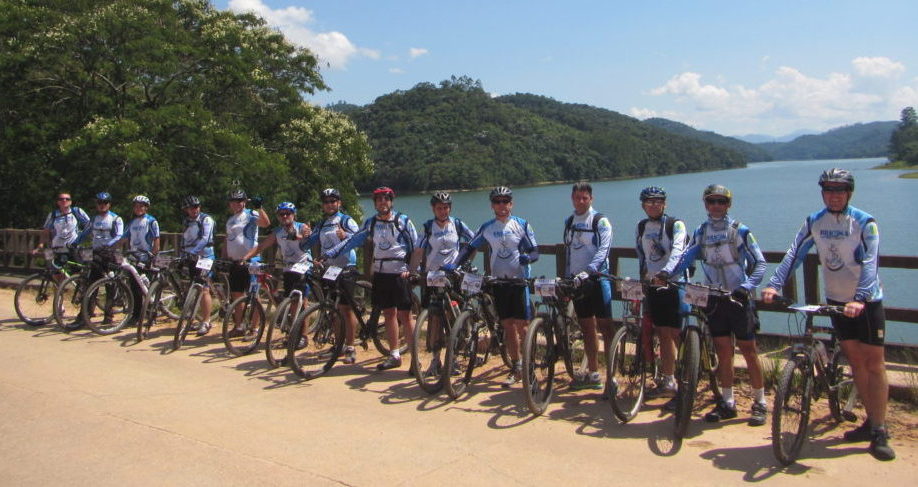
[389,68,405,74]
[228,0,377,70]
[409,48,429,59]
[852,56,905,78]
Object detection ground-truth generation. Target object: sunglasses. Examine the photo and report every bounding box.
[705,198,730,205]
[57,197,71,201]
[276,211,294,217]
[491,199,512,205]
[821,186,850,193]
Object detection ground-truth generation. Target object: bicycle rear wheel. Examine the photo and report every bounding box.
[53,274,85,329]
[14,273,56,326]
[222,296,266,356]
[157,276,182,320]
[172,285,202,351]
[82,277,134,335]
[673,327,701,441]
[562,317,587,380]
[411,308,449,394]
[444,310,479,399]
[828,350,858,422]
[288,304,344,379]
[265,297,296,368]
[607,324,647,423]
[772,356,813,465]
[522,316,557,416]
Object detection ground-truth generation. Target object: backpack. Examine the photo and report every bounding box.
[368,211,413,261]
[699,219,756,275]
[637,215,688,247]
[423,217,466,242]
[315,213,354,235]
[563,212,606,246]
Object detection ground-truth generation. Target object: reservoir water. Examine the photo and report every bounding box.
[357,158,918,345]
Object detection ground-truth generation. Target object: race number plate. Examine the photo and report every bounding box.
[619,279,645,301]
[427,270,448,287]
[534,278,556,297]
[461,273,483,294]
[291,262,310,274]
[323,265,343,281]
[684,284,709,307]
[195,257,214,271]
[248,262,264,274]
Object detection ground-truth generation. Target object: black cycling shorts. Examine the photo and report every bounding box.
[228,262,250,293]
[492,282,530,321]
[705,295,759,341]
[372,272,413,311]
[645,285,682,329]
[572,278,612,319]
[828,299,886,346]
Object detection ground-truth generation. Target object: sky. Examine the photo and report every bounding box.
[216,0,918,137]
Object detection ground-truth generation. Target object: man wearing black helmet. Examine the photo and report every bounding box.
[762,168,894,461]
[180,195,217,336]
[668,184,768,426]
[223,189,270,325]
[71,192,125,328]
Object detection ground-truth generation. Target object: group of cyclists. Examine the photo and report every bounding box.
[30,167,894,462]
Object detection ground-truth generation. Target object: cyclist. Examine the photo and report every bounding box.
[444,186,539,388]
[302,188,361,364]
[223,189,270,325]
[761,168,894,461]
[324,186,418,372]
[120,195,161,325]
[180,195,216,336]
[72,192,124,327]
[563,182,613,390]
[666,184,768,426]
[34,192,90,272]
[635,186,689,403]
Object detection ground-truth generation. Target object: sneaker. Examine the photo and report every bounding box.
[376,355,402,371]
[424,357,441,378]
[571,371,603,390]
[296,336,307,350]
[704,400,738,422]
[843,420,872,442]
[662,397,678,412]
[646,381,678,399]
[342,346,357,365]
[748,402,767,427]
[196,322,211,337]
[869,427,896,461]
[501,365,522,389]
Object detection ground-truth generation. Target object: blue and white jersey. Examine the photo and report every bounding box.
[328,212,418,274]
[636,215,688,280]
[181,212,215,258]
[124,214,160,255]
[303,212,359,269]
[268,223,311,272]
[674,216,766,292]
[768,206,882,303]
[225,209,260,260]
[467,216,538,279]
[79,211,124,249]
[416,217,475,272]
[563,208,612,276]
[43,207,90,249]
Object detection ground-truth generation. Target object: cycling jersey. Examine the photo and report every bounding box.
[271,222,311,272]
[416,216,475,272]
[674,216,766,291]
[225,208,260,260]
[77,210,124,249]
[328,212,418,274]
[303,211,359,268]
[563,208,612,276]
[466,216,538,279]
[181,212,215,258]
[123,214,160,255]
[42,207,90,249]
[636,215,688,280]
[768,206,882,303]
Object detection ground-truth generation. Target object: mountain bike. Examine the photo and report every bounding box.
[136,252,186,341]
[15,248,90,327]
[411,270,465,394]
[171,256,233,351]
[264,265,320,368]
[81,250,159,335]
[221,261,279,356]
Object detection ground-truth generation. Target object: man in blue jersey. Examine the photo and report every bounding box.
[563,182,613,390]
[445,186,539,388]
[180,195,217,336]
[303,188,361,364]
[762,168,894,461]
[666,184,768,426]
[223,189,270,325]
[325,187,417,371]
[120,195,161,325]
[35,192,90,273]
[72,192,124,328]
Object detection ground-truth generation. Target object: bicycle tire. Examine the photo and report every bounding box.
[137,280,162,341]
[444,310,478,399]
[562,316,586,380]
[157,276,182,320]
[370,291,418,357]
[14,273,56,326]
[828,350,858,422]
[699,316,723,403]
[607,324,647,423]
[265,296,296,368]
[53,274,84,328]
[172,285,202,351]
[222,295,266,356]
[82,277,134,335]
[411,308,449,394]
[522,315,557,416]
[673,327,701,441]
[287,304,344,379]
[772,356,813,465]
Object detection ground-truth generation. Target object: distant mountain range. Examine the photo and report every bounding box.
[734,130,817,144]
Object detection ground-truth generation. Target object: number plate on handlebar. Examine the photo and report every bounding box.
[290,262,310,274]
[460,273,483,293]
[427,270,448,287]
[323,265,343,281]
[789,305,822,313]
[683,284,709,307]
[619,279,644,301]
[534,278,556,297]
[195,257,214,271]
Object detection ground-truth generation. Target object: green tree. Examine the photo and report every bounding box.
[889,107,918,165]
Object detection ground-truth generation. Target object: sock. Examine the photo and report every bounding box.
[664,374,675,387]
[753,387,766,405]
[391,350,400,359]
[721,386,735,406]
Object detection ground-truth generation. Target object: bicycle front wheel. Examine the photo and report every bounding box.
[772,356,813,465]
[522,316,557,416]
[370,291,418,357]
[562,317,587,381]
[137,280,162,341]
[411,308,449,394]
[53,274,85,329]
[444,310,480,399]
[828,350,858,423]
[14,273,56,326]
[172,285,202,351]
[606,324,647,423]
[222,296,266,356]
[82,277,134,335]
[265,296,296,368]
[288,304,344,379]
[673,327,701,441]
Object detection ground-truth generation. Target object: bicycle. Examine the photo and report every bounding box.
[263,264,320,368]
[221,261,280,356]
[14,248,90,327]
[136,252,187,341]
[171,256,233,351]
[771,301,857,465]
[81,250,160,335]
[411,270,465,394]
[443,273,515,400]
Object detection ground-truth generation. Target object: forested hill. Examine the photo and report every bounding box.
[758,121,897,161]
[643,118,773,162]
[338,77,746,192]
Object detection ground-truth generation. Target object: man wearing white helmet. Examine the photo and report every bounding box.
[120,195,161,325]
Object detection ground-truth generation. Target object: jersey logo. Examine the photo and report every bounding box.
[820,229,850,239]
[825,244,845,272]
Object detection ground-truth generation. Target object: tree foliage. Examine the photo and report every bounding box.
[758,121,897,161]
[0,0,371,230]
[644,118,773,162]
[889,107,918,165]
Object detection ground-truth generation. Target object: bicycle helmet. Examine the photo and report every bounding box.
[276,201,296,213]
[132,195,151,206]
[818,168,854,191]
[95,191,112,202]
[227,189,247,201]
[181,195,201,208]
[639,186,667,201]
[321,188,341,200]
[373,186,395,200]
[702,184,732,201]
[489,186,512,200]
[430,191,452,205]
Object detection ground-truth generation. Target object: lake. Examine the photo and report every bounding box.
[357,158,918,345]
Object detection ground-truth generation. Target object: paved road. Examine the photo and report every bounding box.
[0,288,913,486]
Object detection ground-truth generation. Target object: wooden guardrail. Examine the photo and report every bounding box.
[3,228,917,326]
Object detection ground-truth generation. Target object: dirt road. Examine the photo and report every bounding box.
[0,288,913,486]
